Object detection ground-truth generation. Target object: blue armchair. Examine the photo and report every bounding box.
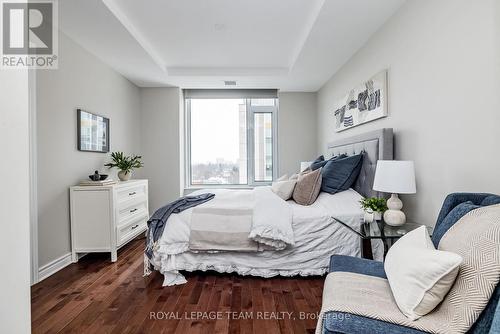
[322,193,500,334]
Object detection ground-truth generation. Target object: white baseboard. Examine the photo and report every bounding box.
[38,253,72,282]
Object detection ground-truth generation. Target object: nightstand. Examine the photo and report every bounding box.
[333,217,434,260]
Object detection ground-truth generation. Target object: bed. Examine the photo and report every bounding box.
[148,128,394,286]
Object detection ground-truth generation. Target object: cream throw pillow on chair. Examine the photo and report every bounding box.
[384,226,462,320]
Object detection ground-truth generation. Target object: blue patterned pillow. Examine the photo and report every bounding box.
[321,153,364,194]
[432,201,480,247]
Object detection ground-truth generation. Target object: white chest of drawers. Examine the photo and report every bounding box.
[70,179,149,262]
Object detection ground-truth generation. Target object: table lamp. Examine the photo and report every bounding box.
[373,160,416,226]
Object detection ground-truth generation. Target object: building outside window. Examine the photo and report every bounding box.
[184,90,278,187]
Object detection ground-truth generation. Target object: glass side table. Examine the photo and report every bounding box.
[333,217,434,260]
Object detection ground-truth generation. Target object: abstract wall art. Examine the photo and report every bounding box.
[333,70,388,132]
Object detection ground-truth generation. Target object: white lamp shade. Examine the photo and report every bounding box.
[373,160,416,194]
[300,161,312,172]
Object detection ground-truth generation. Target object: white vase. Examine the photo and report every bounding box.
[383,194,406,226]
[118,170,132,181]
[373,211,382,221]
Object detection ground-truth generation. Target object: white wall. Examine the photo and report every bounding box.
[317,0,500,225]
[137,87,182,212]
[278,92,317,176]
[36,32,141,267]
[0,70,31,333]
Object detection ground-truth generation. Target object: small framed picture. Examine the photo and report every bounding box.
[77,109,110,153]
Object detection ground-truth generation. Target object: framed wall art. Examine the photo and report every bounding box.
[333,70,388,132]
[77,109,110,153]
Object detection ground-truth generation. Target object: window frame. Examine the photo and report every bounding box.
[184,97,279,189]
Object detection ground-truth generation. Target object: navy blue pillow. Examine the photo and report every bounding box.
[432,201,480,247]
[310,155,325,171]
[311,154,348,171]
[321,153,364,194]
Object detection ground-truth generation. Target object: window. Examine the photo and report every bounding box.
[253,112,273,182]
[185,92,278,187]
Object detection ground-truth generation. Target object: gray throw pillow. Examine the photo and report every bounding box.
[292,168,322,206]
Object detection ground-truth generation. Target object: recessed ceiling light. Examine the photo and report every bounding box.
[224,80,236,86]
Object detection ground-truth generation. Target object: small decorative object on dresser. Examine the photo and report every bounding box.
[70,179,148,262]
[79,179,116,186]
[373,160,416,226]
[88,170,108,181]
[360,197,388,222]
[104,151,143,181]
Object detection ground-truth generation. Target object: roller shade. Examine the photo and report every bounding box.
[184,89,278,99]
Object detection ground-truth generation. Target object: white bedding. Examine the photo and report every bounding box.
[188,186,293,252]
[150,187,383,286]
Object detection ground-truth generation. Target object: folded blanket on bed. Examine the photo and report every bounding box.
[145,193,215,260]
[188,186,294,252]
[190,207,259,251]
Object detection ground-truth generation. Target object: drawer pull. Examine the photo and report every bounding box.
[131,224,139,230]
[128,191,136,196]
[130,208,138,213]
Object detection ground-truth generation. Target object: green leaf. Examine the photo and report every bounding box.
[359,197,388,213]
[104,151,144,173]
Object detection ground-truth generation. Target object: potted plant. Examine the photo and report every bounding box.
[105,152,143,181]
[360,197,388,222]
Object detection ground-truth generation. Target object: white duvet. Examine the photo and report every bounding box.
[150,187,383,286]
[188,186,293,251]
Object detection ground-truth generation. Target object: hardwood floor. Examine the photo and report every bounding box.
[31,237,325,334]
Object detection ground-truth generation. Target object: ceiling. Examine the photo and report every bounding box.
[59,0,406,91]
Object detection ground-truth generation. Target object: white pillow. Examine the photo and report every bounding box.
[271,180,297,200]
[384,226,462,320]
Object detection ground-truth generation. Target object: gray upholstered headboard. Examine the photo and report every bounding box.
[327,128,393,198]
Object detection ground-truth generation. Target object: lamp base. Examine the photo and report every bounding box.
[383,194,406,226]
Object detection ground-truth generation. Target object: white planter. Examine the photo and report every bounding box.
[364,210,382,223]
[118,170,132,181]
